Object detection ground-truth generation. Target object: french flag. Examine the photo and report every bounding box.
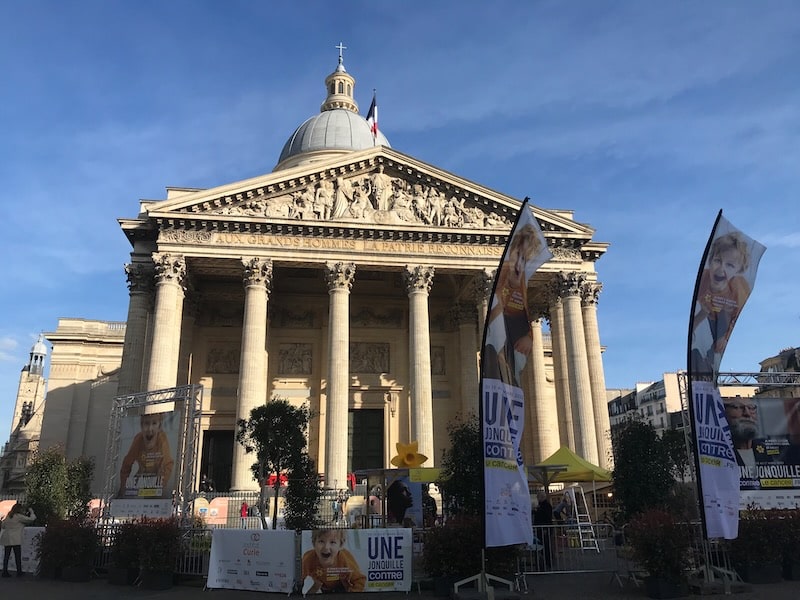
[366,91,378,139]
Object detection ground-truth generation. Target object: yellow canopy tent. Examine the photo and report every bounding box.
[529,446,612,522]
[533,446,612,483]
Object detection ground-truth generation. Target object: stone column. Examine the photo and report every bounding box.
[581,281,613,469]
[231,258,273,491]
[555,272,598,465]
[178,281,199,386]
[475,269,495,344]
[324,262,355,490]
[118,262,154,396]
[547,293,573,448]
[530,317,560,462]
[454,304,479,416]
[404,265,435,465]
[145,253,186,396]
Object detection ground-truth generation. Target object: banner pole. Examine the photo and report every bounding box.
[685,208,723,541]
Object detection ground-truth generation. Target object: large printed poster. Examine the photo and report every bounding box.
[110,410,180,518]
[481,201,551,548]
[207,529,295,593]
[729,395,800,509]
[690,215,766,380]
[300,528,412,593]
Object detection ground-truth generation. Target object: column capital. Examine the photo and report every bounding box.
[242,257,273,291]
[551,271,585,298]
[403,265,435,294]
[580,281,603,306]
[325,261,356,291]
[124,262,154,294]
[475,268,495,304]
[152,253,187,289]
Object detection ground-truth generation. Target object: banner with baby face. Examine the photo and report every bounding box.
[300,528,412,593]
[111,409,181,517]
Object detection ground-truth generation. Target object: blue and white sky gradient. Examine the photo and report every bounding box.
[1,1,798,438]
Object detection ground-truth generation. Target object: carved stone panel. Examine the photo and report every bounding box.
[204,168,513,230]
[431,346,446,376]
[206,343,241,374]
[278,343,313,375]
[349,342,389,373]
[350,307,403,328]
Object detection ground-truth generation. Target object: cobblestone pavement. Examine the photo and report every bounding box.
[0,573,798,600]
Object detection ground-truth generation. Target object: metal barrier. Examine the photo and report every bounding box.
[89,518,739,590]
[515,523,620,590]
[92,523,212,578]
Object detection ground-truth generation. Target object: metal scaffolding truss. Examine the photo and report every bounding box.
[677,371,800,483]
[101,384,203,522]
[716,371,800,388]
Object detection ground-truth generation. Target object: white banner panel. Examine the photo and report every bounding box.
[481,201,549,548]
[300,528,412,593]
[693,381,740,539]
[0,526,45,574]
[110,498,174,519]
[207,528,296,593]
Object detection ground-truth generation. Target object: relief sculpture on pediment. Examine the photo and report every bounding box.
[205,169,512,230]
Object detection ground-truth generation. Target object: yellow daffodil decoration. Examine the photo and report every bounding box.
[390,440,428,468]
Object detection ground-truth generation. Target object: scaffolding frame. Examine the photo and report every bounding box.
[678,371,800,589]
[101,384,203,523]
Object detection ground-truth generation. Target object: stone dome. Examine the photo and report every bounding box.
[273,49,390,171]
[276,110,391,169]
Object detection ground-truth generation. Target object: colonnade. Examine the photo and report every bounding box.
[117,252,612,492]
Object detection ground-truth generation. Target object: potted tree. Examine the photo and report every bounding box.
[108,521,141,585]
[782,507,800,580]
[729,506,784,584]
[421,515,519,596]
[626,508,691,599]
[36,518,98,582]
[137,518,181,590]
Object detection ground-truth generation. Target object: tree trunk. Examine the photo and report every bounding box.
[271,483,280,529]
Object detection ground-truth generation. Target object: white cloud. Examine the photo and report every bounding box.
[0,336,18,362]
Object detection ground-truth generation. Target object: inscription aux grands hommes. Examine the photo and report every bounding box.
[158,230,504,257]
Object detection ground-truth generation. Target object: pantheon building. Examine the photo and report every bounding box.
[6,56,611,494]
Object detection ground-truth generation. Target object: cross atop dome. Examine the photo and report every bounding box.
[335,41,347,71]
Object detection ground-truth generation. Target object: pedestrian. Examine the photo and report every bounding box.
[240,501,249,528]
[533,491,553,569]
[0,504,36,577]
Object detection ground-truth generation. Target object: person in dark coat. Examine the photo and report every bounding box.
[533,491,553,569]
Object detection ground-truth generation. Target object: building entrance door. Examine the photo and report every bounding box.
[201,430,233,492]
[348,409,384,474]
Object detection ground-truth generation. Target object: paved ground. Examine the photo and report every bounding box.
[0,572,798,600]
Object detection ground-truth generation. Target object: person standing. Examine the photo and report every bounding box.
[0,504,36,577]
[533,491,553,569]
[240,501,249,528]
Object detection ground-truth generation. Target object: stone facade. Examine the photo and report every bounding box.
[1,58,615,494]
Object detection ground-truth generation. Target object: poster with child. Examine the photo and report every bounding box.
[111,410,180,517]
[300,528,411,593]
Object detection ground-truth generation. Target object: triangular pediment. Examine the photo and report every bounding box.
[134,147,595,240]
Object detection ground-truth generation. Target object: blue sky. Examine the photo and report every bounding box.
[1,1,798,439]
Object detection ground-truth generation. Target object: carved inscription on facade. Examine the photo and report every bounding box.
[278,343,312,375]
[349,342,389,373]
[200,233,504,258]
